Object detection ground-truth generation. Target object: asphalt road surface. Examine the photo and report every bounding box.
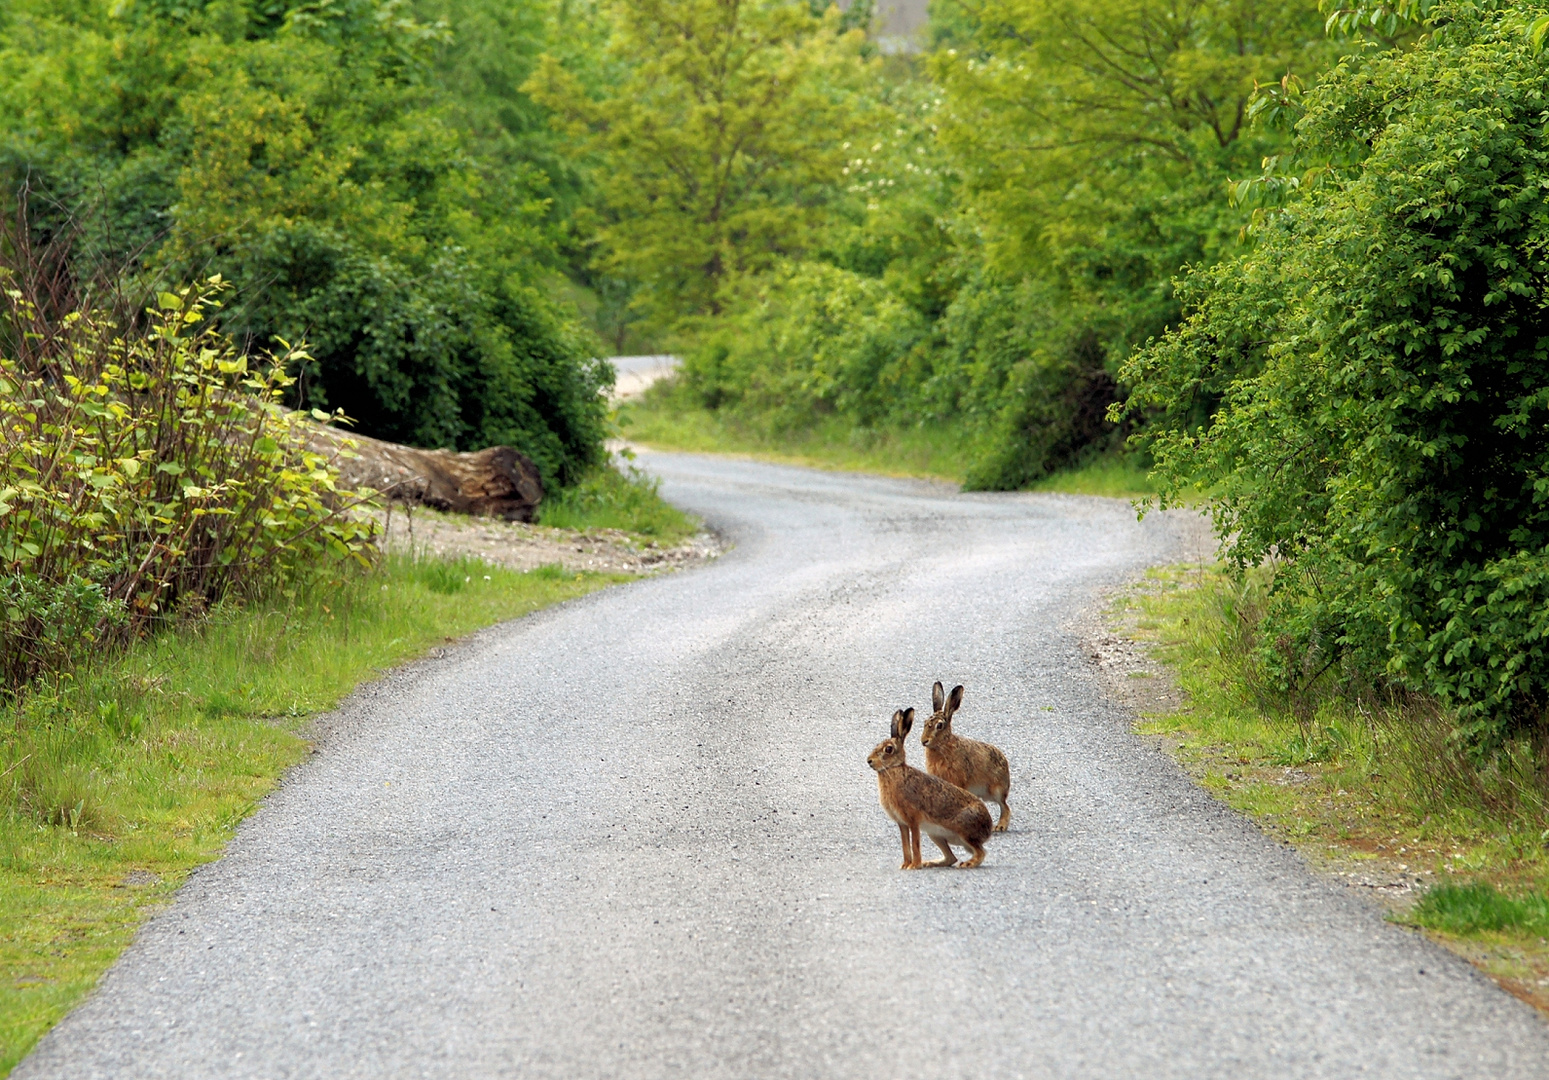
[19,453,1549,1079]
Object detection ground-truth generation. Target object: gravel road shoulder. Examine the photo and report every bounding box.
[1081,568,1549,1018]
[373,506,724,575]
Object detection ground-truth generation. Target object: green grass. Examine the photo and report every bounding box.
[619,394,973,482]
[1126,566,1549,869]
[0,554,626,1075]
[1120,565,1549,1007]
[618,390,1155,496]
[1408,883,1549,936]
[1029,455,1157,498]
[537,461,700,543]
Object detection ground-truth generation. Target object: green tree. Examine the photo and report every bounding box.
[0,0,610,486]
[1120,1,1549,745]
[527,0,875,330]
[931,0,1331,347]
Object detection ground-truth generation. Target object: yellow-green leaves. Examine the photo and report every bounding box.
[0,275,378,687]
[526,0,876,331]
[1529,13,1549,55]
[1120,3,1549,749]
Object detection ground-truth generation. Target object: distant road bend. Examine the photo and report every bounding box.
[19,452,1549,1079]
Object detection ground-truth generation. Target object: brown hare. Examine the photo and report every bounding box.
[920,682,1012,832]
[868,707,992,869]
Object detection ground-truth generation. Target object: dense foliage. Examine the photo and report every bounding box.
[576,0,1336,487]
[9,0,1549,750]
[0,271,373,687]
[528,0,875,328]
[1122,2,1549,746]
[0,0,609,487]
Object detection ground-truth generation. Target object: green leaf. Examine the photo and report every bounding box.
[1530,14,1549,54]
[157,292,183,311]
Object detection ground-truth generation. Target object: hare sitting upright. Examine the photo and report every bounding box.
[920,682,1012,832]
[868,708,992,869]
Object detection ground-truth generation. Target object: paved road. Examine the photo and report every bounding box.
[607,354,678,399]
[19,454,1549,1078]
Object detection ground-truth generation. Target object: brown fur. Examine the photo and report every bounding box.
[920,682,1012,832]
[868,708,993,869]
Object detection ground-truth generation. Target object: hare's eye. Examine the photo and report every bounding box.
[884,745,893,754]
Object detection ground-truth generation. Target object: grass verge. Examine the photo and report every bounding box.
[618,394,972,482]
[536,459,700,544]
[618,391,1155,496]
[0,554,627,1074]
[1114,565,1549,1012]
[1029,456,1156,498]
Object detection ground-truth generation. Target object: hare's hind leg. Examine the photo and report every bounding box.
[958,840,986,868]
[994,793,1011,833]
[923,834,958,868]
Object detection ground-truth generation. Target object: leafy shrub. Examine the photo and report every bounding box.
[0,0,612,488]
[674,261,1128,489]
[1122,2,1549,747]
[679,261,929,430]
[0,273,375,687]
[932,278,1127,490]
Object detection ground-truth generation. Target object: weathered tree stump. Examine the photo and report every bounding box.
[311,428,544,522]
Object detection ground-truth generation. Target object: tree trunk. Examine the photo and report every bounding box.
[311,428,544,522]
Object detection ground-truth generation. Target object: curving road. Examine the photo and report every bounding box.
[18,453,1549,1079]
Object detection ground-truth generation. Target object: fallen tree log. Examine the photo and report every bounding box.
[310,428,544,522]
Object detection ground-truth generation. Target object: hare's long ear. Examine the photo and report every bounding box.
[898,707,915,739]
[890,709,905,740]
[932,681,945,713]
[947,684,964,717]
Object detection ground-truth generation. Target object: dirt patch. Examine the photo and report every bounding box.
[374,507,724,576]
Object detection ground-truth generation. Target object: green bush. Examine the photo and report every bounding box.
[1122,2,1549,747]
[0,274,374,687]
[933,278,1127,491]
[674,262,1128,489]
[0,0,611,488]
[678,261,929,430]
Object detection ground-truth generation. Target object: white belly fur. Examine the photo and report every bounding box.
[922,822,967,845]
